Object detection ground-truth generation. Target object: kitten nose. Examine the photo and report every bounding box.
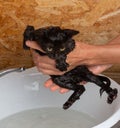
[49,54,57,59]
[54,53,59,58]
[49,53,59,59]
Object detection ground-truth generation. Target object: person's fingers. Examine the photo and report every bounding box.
[88,64,112,74]
[50,85,60,91]
[44,79,69,93]
[39,69,63,75]
[31,49,40,62]
[31,50,54,65]
[44,79,55,88]
[36,61,63,75]
[45,79,61,92]
[59,88,69,93]
[26,41,45,52]
[31,50,64,75]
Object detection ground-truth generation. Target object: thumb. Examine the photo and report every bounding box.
[26,41,45,52]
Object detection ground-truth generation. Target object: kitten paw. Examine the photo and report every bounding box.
[63,101,72,110]
[107,88,118,104]
[56,63,69,71]
[63,98,79,110]
[63,95,80,110]
[99,88,105,97]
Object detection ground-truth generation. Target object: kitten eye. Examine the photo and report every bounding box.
[60,47,65,51]
[47,47,53,52]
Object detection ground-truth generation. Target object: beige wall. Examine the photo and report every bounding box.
[0,0,120,82]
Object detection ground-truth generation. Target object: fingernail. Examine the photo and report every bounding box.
[50,86,58,91]
[26,41,31,46]
[44,83,51,88]
[60,89,69,94]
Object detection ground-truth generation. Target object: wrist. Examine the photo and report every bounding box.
[67,42,101,66]
[78,44,112,66]
[67,35,120,67]
[91,35,120,65]
[91,44,120,65]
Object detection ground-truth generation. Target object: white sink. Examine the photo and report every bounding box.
[0,67,119,128]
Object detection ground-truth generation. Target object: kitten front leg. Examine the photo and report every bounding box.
[55,55,69,71]
[51,75,85,109]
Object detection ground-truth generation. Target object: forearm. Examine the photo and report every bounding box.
[88,35,120,65]
[67,35,120,67]
[109,35,120,44]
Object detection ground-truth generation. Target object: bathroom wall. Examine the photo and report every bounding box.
[0,0,120,83]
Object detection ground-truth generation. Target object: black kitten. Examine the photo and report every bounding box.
[23,26,78,71]
[23,25,118,109]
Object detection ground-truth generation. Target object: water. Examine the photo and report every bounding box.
[0,107,98,128]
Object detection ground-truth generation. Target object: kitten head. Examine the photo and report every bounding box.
[34,26,79,59]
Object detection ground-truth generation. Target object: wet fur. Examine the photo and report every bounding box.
[23,25,118,109]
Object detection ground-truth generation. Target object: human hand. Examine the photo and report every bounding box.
[26,41,112,93]
[26,41,64,75]
[44,64,112,93]
[26,41,97,75]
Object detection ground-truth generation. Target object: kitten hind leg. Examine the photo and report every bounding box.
[86,74,118,104]
[94,76,118,104]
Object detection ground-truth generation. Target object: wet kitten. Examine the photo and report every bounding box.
[23,25,118,109]
[23,26,78,71]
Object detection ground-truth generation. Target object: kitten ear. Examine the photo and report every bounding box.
[35,28,46,36]
[34,28,49,42]
[63,29,79,37]
[35,26,54,37]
